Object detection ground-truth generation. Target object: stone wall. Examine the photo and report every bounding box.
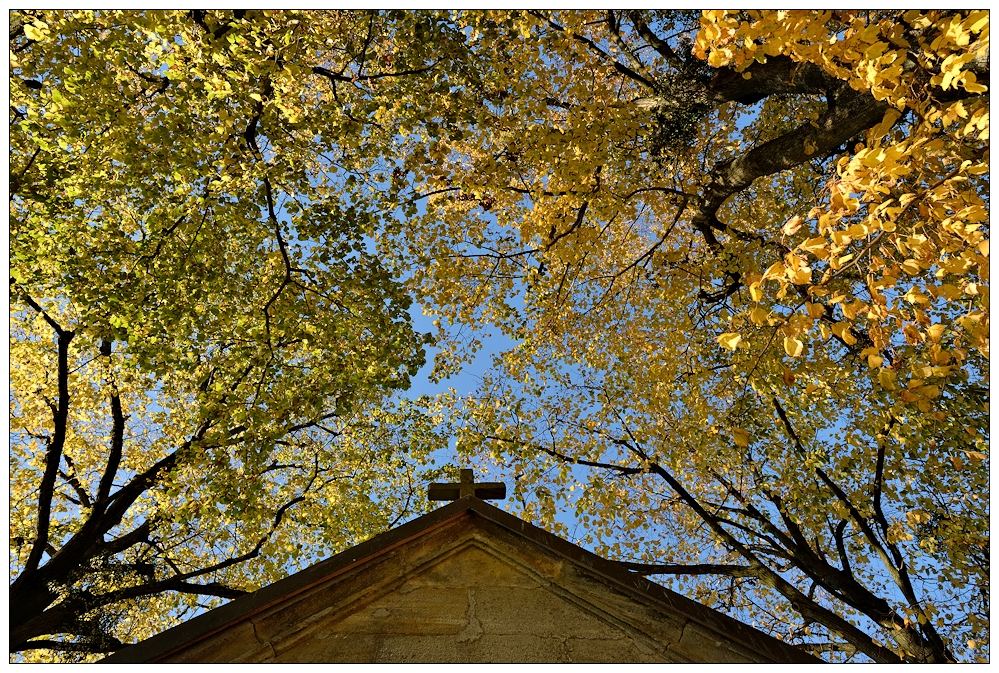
[158,515,781,663]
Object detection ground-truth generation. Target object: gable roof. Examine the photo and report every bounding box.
[102,497,818,663]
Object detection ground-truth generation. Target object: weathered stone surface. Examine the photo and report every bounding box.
[563,637,667,663]
[406,544,538,589]
[162,620,259,664]
[677,621,762,663]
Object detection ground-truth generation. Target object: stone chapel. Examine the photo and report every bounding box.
[102,471,818,663]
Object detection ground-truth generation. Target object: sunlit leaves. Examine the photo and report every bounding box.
[380,8,988,663]
[9,8,988,662]
[9,9,460,660]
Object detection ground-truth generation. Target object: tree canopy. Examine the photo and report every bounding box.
[9,10,990,663]
[10,9,453,658]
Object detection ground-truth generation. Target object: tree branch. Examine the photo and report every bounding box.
[627,12,687,72]
[771,396,953,661]
[621,561,754,577]
[19,296,74,576]
[96,346,125,505]
[531,11,657,90]
[690,83,890,252]
[171,581,248,600]
[60,455,92,510]
[311,61,438,85]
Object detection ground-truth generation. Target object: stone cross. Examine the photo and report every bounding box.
[428,469,506,502]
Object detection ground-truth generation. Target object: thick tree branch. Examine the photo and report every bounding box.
[621,561,754,577]
[871,417,898,541]
[11,418,213,643]
[19,296,74,577]
[171,581,248,600]
[771,396,954,661]
[11,438,319,653]
[96,356,125,505]
[13,636,124,655]
[93,520,152,559]
[706,57,841,104]
[564,414,914,663]
[641,455,902,663]
[833,519,852,577]
[691,84,890,251]
[59,455,92,510]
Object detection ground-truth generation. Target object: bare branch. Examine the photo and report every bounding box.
[621,561,754,577]
[20,303,74,576]
[531,11,657,90]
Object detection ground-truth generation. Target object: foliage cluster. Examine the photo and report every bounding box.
[9,10,989,663]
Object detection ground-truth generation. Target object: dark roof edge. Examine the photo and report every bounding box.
[461,498,819,664]
[102,497,819,664]
[101,498,478,663]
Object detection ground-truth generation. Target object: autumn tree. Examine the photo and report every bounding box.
[9,10,463,659]
[383,10,990,663]
[9,9,989,664]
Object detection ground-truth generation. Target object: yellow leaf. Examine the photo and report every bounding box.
[749,283,764,302]
[800,236,828,256]
[832,321,857,345]
[707,50,727,67]
[901,259,922,275]
[790,266,813,284]
[763,262,786,280]
[917,384,940,399]
[732,428,751,447]
[702,21,722,41]
[967,10,988,32]
[783,336,804,357]
[926,324,945,342]
[782,216,803,236]
[869,107,902,139]
[832,253,854,269]
[717,332,742,351]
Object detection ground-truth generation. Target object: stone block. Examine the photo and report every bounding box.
[564,636,666,663]
[270,630,381,663]
[406,543,539,589]
[324,586,470,636]
[473,586,618,639]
